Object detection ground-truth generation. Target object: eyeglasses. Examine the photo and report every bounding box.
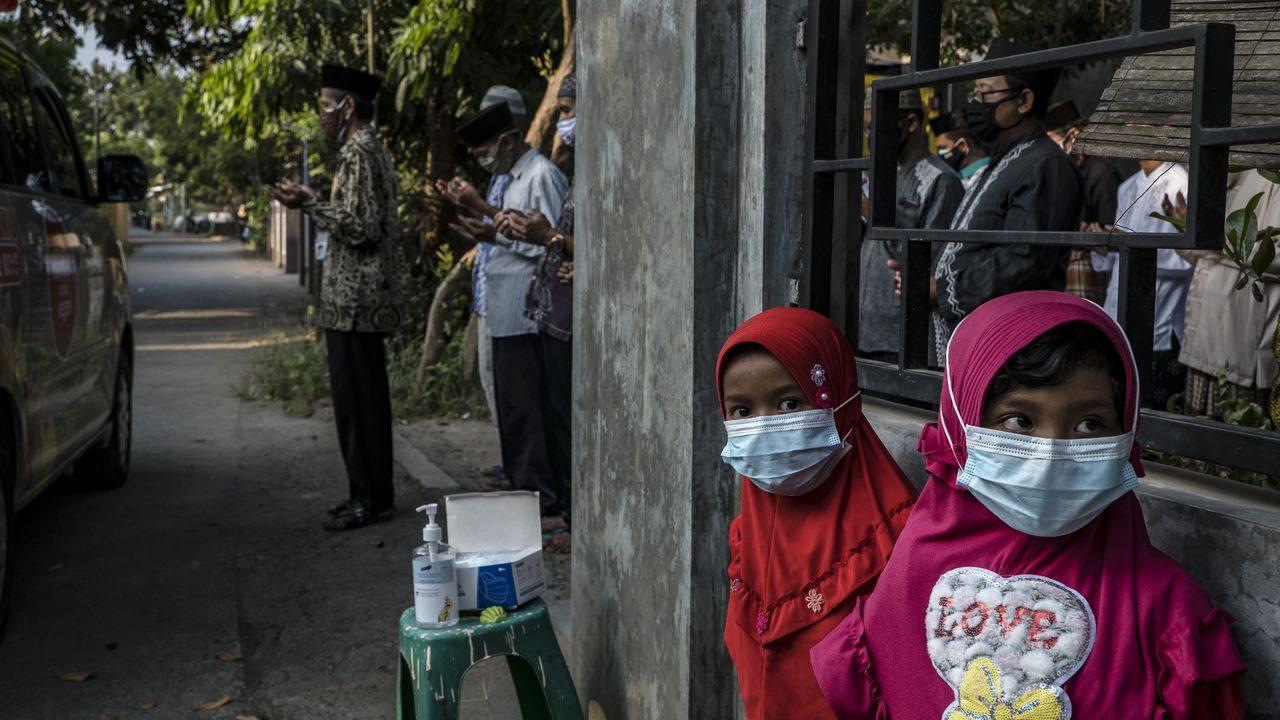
[968,85,1026,103]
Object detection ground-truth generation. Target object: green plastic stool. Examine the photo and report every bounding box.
[397,600,583,720]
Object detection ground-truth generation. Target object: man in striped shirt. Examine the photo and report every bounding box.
[446,96,570,520]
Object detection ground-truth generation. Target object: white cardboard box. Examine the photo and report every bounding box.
[445,491,547,610]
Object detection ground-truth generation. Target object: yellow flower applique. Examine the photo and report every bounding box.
[945,658,1066,720]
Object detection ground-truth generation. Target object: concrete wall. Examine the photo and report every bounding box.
[574,0,810,718]
[863,398,1280,719]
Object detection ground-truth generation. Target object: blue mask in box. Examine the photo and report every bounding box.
[720,394,858,497]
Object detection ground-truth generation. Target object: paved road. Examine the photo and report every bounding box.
[0,234,455,719]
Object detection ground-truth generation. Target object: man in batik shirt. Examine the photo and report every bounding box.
[271,64,402,530]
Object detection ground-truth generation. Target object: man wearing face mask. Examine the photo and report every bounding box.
[445,90,569,522]
[269,64,401,531]
[497,73,579,553]
[858,89,964,361]
[930,112,990,191]
[930,38,1084,364]
[436,86,529,489]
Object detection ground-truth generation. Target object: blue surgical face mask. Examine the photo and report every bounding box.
[942,319,1139,537]
[955,427,1138,536]
[557,116,576,147]
[720,393,858,497]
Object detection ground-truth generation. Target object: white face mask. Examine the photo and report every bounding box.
[556,116,576,147]
[942,320,1139,537]
[720,394,858,497]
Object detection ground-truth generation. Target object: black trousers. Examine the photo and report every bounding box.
[539,334,573,528]
[492,333,560,515]
[325,330,395,513]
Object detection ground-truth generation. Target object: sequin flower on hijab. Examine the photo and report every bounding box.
[811,364,832,409]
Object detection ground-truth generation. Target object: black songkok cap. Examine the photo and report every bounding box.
[983,38,1060,110]
[321,64,382,101]
[1044,100,1083,131]
[457,102,518,148]
[929,111,967,136]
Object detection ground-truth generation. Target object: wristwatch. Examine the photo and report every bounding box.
[548,233,566,253]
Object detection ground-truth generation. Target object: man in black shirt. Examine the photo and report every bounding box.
[931,38,1084,361]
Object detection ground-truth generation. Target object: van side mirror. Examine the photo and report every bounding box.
[97,155,149,203]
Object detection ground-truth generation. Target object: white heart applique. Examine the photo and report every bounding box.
[925,567,1096,720]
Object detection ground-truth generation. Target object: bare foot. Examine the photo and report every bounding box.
[541,515,568,533]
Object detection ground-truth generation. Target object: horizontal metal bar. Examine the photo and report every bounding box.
[813,158,871,174]
[873,24,1207,91]
[857,359,941,405]
[855,364,1279,478]
[866,227,1206,249]
[1139,411,1280,478]
[1199,124,1280,147]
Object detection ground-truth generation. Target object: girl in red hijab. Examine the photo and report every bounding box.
[717,307,917,719]
[810,291,1245,720]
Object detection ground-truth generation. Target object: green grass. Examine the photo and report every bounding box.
[241,324,487,421]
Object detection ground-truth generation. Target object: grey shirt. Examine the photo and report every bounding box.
[858,152,964,356]
[484,148,569,338]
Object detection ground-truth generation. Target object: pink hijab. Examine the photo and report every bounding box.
[811,291,1244,720]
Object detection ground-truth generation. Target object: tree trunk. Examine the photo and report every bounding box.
[461,311,480,386]
[525,0,577,156]
[417,246,477,388]
[423,90,458,255]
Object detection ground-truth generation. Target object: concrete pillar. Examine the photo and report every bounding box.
[574,0,810,717]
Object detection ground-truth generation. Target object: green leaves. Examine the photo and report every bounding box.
[1253,228,1277,277]
[1147,211,1186,232]
[1219,191,1280,302]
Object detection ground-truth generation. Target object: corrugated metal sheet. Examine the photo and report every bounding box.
[1074,0,1280,167]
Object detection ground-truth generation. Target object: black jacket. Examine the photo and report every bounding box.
[933,127,1084,322]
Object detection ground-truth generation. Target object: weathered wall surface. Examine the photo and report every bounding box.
[863,399,1280,718]
[574,0,811,717]
[573,1,699,715]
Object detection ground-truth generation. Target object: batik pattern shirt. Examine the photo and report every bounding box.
[306,125,402,333]
[524,181,575,342]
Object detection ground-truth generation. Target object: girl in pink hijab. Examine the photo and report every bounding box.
[811,291,1245,719]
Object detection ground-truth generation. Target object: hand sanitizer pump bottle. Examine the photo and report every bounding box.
[412,503,459,628]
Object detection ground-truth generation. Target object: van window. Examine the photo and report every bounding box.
[0,58,45,191]
[31,88,85,199]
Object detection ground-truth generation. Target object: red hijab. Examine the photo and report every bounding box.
[717,307,916,643]
[811,291,1244,719]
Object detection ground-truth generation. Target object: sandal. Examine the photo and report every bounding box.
[541,515,568,533]
[324,504,393,531]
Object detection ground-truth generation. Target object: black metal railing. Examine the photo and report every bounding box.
[801,0,1280,477]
